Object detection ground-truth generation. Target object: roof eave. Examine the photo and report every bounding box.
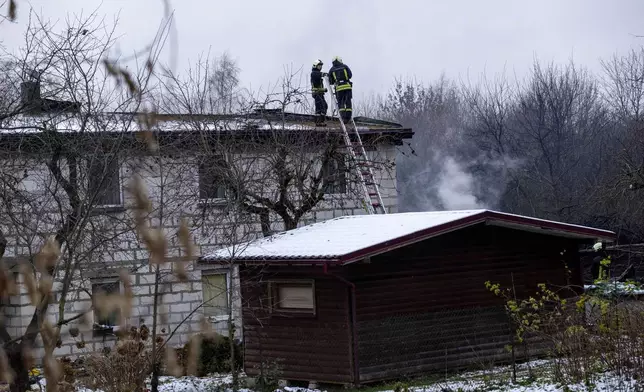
[483,211,616,242]
[340,212,491,265]
[198,256,341,266]
[339,210,616,266]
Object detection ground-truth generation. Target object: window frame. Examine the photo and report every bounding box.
[268,279,316,316]
[90,278,122,337]
[201,271,231,322]
[87,155,123,208]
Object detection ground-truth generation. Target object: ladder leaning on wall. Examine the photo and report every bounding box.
[324,78,387,215]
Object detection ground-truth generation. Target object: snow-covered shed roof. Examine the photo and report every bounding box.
[200,209,616,265]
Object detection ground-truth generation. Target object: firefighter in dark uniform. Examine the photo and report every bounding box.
[327,56,353,124]
[310,59,328,126]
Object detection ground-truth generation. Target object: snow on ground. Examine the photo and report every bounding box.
[32,373,245,392]
[397,373,640,391]
[27,361,644,392]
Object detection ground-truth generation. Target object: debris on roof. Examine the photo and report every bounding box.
[0,110,413,136]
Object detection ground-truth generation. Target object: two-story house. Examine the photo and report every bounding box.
[0,79,413,359]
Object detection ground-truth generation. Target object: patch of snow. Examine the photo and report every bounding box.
[28,359,644,392]
[0,113,371,135]
[584,282,644,296]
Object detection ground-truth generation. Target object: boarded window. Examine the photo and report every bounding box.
[88,156,122,206]
[199,156,228,200]
[322,155,347,194]
[271,281,315,314]
[202,273,229,318]
[91,280,120,332]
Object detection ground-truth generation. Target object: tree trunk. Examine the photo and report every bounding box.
[283,218,297,231]
[150,362,160,392]
[8,343,29,392]
[0,229,7,259]
[259,210,271,237]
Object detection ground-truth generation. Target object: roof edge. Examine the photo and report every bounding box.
[340,212,490,265]
[197,255,341,265]
[339,210,616,265]
[484,211,616,242]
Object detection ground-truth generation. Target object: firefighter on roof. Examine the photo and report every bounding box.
[310,59,328,126]
[327,56,353,123]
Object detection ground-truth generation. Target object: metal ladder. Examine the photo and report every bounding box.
[325,78,387,215]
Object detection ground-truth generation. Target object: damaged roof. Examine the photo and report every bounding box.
[0,109,413,139]
[200,209,616,265]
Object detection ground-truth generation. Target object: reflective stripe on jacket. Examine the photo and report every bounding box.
[328,63,352,91]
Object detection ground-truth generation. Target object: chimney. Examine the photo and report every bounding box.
[20,69,42,112]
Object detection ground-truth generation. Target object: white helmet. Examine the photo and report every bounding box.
[332,56,342,63]
[313,59,323,67]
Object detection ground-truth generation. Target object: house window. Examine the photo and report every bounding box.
[270,280,315,314]
[322,156,347,194]
[88,156,122,206]
[91,279,121,336]
[202,273,230,320]
[199,156,228,200]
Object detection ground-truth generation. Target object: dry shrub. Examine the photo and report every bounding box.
[543,295,644,385]
[173,333,242,377]
[82,340,149,392]
[488,276,644,385]
[81,325,157,392]
[56,357,77,392]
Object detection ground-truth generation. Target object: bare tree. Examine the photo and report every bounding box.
[602,48,644,127]
[598,47,644,241]
[459,61,613,227]
[0,8,171,391]
[509,61,611,222]
[377,75,472,211]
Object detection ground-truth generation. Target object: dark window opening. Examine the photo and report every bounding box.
[199,155,229,200]
[322,155,347,194]
[88,156,121,206]
[91,280,120,336]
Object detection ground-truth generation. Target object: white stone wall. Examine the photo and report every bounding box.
[0,141,399,358]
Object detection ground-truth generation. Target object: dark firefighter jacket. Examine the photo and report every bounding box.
[328,63,352,92]
[311,68,326,94]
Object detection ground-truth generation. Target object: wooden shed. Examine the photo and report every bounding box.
[201,210,615,386]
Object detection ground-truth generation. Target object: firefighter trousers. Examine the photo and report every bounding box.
[336,89,352,123]
[313,93,328,123]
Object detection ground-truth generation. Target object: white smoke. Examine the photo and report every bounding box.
[398,147,523,212]
[436,156,485,210]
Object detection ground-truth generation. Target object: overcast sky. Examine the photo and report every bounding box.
[2,0,644,100]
